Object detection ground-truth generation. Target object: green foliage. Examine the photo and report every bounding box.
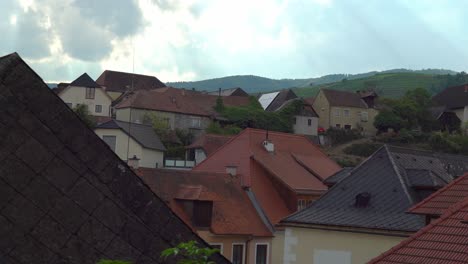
[325,127,362,145]
[373,109,404,132]
[206,122,242,135]
[334,157,362,167]
[429,132,468,155]
[214,97,225,112]
[376,129,430,144]
[73,104,96,128]
[143,112,170,140]
[96,260,131,264]
[343,143,383,157]
[161,241,219,264]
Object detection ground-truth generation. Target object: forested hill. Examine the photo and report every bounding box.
[166,69,458,95]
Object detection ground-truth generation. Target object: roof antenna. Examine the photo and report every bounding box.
[126,38,136,162]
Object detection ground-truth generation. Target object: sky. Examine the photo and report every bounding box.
[2,0,468,83]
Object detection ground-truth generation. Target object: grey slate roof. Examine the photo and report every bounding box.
[432,83,468,109]
[282,145,467,232]
[0,53,227,264]
[322,89,369,108]
[264,89,298,112]
[208,87,248,97]
[324,167,354,186]
[69,72,101,88]
[96,120,166,151]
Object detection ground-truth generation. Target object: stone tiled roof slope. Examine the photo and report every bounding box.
[282,145,464,232]
[137,168,273,237]
[368,196,468,264]
[185,133,232,156]
[96,70,166,93]
[433,83,468,110]
[69,73,101,88]
[322,89,369,108]
[0,53,228,264]
[96,119,166,151]
[115,87,251,117]
[409,173,468,217]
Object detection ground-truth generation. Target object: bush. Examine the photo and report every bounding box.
[206,122,242,135]
[334,157,362,167]
[343,143,383,157]
[325,127,362,145]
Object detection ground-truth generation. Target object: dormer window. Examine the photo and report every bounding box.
[193,200,213,228]
[86,87,95,99]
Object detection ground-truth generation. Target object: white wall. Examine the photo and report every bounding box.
[59,86,112,117]
[293,115,318,135]
[94,128,164,168]
[194,148,207,164]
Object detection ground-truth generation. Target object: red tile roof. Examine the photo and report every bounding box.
[195,128,341,192]
[136,168,273,237]
[368,196,468,264]
[115,87,251,117]
[409,173,468,217]
[186,133,233,156]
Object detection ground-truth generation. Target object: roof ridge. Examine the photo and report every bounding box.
[368,196,468,263]
[385,145,415,205]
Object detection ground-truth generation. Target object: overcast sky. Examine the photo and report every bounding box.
[2,0,468,83]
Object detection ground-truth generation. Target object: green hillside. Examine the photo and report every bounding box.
[294,72,468,99]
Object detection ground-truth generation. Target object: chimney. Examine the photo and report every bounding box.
[128,155,140,169]
[262,140,274,153]
[226,166,237,176]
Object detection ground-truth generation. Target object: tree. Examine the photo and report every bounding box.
[73,104,96,128]
[161,241,219,264]
[143,112,170,140]
[374,109,404,132]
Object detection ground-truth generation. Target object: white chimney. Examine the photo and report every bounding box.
[128,155,140,169]
[263,140,274,153]
[226,166,237,176]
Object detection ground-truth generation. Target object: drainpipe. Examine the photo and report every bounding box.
[245,235,253,264]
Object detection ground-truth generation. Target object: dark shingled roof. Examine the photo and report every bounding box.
[96,70,166,93]
[96,120,166,151]
[432,83,468,109]
[0,53,228,263]
[264,89,298,112]
[69,73,101,88]
[207,87,249,97]
[322,89,369,108]
[282,145,467,232]
[324,167,354,186]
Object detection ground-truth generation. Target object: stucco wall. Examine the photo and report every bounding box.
[198,231,273,264]
[59,86,112,117]
[293,115,318,135]
[282,226,407,264]
[94,128,164,168]
[329,106,378,135]
[312,90,331,129]
[271,230,285,264]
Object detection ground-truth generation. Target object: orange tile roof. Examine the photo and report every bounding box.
[115,87,251,117]
[186,133,233,156]
[137,168,273,237]
[409,173,468,217]
[368,196,468,264]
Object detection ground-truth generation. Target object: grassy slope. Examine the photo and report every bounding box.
[294,73,449,98]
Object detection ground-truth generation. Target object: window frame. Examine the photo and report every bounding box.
[254,243,269,264]
[95,104,102,113]
[231,243,246,264]
[361,111,369,122]
[343,109,350,117]
[334,108,341,117]
[210,243,223,254]
[191,116,202,128]
[307,119,312,126]
[85,87,95,99]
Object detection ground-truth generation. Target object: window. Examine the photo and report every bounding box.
[255,244,268,264]
[193,201,213,227]
[210,243,223,254]
[344,124,352,130]
[226,166,237,176]
[191,117,201,128]
[361,111,369,122]
[297,199,312,211]
[85,87,95,99]
[293,117,297,124]
[343,109,350,117]
[95,104,102,113]
[336,124,341,128]
[232,244,245,264]
[308,119,312,126]
[334,108,340,117]
[102,135,116,151]
[66,103,72,108]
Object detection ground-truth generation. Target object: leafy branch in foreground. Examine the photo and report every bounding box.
[161,241,219,264]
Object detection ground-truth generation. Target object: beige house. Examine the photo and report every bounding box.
[58,73,113,117]
[312,89,378,135]
[94,119,166,168]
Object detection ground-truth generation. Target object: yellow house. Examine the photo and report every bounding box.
[279,145,464,264]
[58,73,113,117]
[312,89,379,135]
[94,119,166,168]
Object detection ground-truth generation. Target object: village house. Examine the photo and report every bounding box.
[0,53,228,263]
[280,145,468,264]
[258,89,319,136]
[113,87,251,136]
[312,89,379,135]
[432,83,468,129]
[57,72,113,117]
[185,133,233,165]
[369,172,468,264]
[94,119,166,168]
[208,87,249,97]
[95,69,167,100]
[138,169,274,264]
